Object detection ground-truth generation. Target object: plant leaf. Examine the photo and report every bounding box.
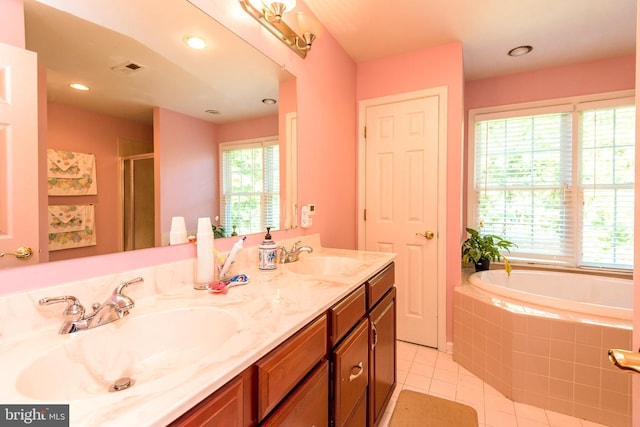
[504,257,512,276]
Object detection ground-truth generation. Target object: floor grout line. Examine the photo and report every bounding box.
[378,341,609,427]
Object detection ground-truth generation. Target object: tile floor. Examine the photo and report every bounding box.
[377,341,610,427]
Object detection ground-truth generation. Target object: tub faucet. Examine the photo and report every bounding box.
[279,241,313,263]
[39,277,143,334]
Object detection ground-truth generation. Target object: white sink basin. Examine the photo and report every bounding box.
[286,256,362,276]
[16,307,238,401]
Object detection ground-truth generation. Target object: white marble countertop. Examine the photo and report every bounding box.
[0,240,395,426]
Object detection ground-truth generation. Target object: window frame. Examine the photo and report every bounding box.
[219,136,280,236]
[467,90,635,272]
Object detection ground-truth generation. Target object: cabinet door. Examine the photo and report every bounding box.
[333,319,369,427]
[369,287,396,426]
[170,371,249,427]
[261,361,329,427]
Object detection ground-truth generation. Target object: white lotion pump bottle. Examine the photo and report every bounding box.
[258,227,277,270]
[195,217,214,288]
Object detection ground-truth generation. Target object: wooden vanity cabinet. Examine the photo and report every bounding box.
[328,262,396,427]
[366,263,396,427]
[328,284,368,427]
[171,314,326,427]
[256,314,327,422]
[329,285,366,347]
[169,366,256,427]
[333,319,369,427]
[260,361,328,426]
[171,262,396,427]
[368,286,396,426]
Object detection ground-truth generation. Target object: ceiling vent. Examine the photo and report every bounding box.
[111,61,146,74]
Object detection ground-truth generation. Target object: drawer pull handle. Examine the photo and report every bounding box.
[371,322,378,350]
[349,362,364,382]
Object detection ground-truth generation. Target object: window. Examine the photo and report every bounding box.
[469,93,635,270]
[220,137,279,236]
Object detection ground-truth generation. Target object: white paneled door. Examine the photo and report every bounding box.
[363,90,444,348]
[0,42,39,268]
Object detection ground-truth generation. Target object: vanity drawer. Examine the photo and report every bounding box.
[333,319,369,427]
[256,314,327,421]
[261,360,329,427]
[367,262,394,309]
[329,285,366,348]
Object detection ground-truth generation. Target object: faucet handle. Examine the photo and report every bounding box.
[291,241,302,251]
[39,295,85,321]
[111,277,143,310]
[114,277,144,295]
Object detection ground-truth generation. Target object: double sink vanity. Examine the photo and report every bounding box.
[0,235,396,426]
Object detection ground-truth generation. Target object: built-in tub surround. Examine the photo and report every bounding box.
[454,272,632,427]
[0,234,395,426]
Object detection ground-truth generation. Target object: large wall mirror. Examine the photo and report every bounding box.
[17,0,297,267]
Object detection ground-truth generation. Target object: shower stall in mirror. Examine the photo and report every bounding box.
[121,154,155,251]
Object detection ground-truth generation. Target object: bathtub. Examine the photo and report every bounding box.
[454,269,632,426]
[468,269,633,320]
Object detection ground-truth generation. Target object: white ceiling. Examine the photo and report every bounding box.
[304,0,637,80]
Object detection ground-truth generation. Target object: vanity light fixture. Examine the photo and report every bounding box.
[239,0,319,59]
[184,35,207,50]
[508,45,533,57]
[69,83,89,91]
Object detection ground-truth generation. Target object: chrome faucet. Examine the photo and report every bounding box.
[279,241,313,263]
[39,277,143,334]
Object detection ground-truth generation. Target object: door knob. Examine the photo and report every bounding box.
[0,246,33,260]
[608,348,640,374]
[416,231,435,240]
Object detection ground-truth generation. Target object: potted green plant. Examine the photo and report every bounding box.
[461,227,516,274]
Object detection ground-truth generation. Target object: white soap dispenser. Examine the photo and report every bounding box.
[259,227,277,271]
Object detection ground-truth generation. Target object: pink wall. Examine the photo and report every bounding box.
[466,54,635,110]
[0,0,24,48]
[357,42,465,343]
[154,107,218,241]
[47,103,153,261]
[215,115,278,143]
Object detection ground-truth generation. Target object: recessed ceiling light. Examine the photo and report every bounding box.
[205,109,220,115]
[262,98,277,105]
[508,45,533,57]
[69,83,89,91]
[184,36,207,50]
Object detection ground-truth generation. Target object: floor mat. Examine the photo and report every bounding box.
[389,389,479,427]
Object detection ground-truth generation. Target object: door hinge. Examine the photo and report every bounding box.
[364,209,367,221]
[364,126,367,139]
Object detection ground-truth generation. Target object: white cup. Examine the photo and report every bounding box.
[169,216,187,245]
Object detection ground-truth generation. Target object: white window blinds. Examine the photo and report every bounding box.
[473,112,574,262]
[579,105,635,268]
[220,137,280,236]
[470,95,635,270]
